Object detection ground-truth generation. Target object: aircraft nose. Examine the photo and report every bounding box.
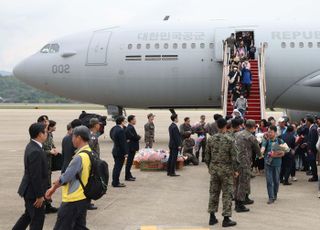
[13,60,26,80]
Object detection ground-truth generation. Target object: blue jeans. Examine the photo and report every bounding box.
[265,164,281,200]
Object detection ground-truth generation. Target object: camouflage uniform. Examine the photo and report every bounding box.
[205,122,219,136]
[43,132,55,187]
[234,129,260,201]
[89,132,100,158]
[182,138,199,165]
[144,122,155,148]
[205,132,239,216]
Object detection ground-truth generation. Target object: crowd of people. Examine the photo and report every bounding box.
[12,111,320,229]
[226,33,256,118]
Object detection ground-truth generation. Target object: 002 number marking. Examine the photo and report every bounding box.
[52,64,70,74]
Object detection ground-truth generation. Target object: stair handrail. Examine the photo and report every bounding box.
[221,41,230,118]
[258,42,267,119]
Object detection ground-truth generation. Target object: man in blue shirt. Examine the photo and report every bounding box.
[261,126,285,204]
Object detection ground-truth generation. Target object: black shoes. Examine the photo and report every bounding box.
[45,204,58,214]
[308,177,318,182]
[235,200,250,213]
[243,195,254,205]
[87,203,98,210]
[209,213,218,226]
[112,183,126,188]
[125,177,136,181]
[222,217,237,227]
[283,181,292,185]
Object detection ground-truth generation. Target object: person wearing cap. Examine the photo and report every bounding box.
[234,94,248,117]
[46,125,92,229]
[87,118,101,211]
[228,65,240,93]
[277,117,287,140]
[89,118,101,158]
[144,113,155,148]
[234,119,261,212]
[110,116,128,187]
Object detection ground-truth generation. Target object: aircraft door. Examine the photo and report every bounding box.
[86,30,112,66]
[214,28,234,62]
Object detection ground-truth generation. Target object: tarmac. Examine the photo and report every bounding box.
[0,108,319,230]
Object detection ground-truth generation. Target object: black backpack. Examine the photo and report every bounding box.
[77,150,109,200]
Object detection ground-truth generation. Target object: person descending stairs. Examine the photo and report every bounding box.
[226,59,262,121]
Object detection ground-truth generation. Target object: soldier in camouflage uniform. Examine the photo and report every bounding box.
[205,114,223,136]
[182,132,199,165]
[234,119,261,213]
[144,113,155,148]
[205,118,239,227]
[89,118,101,158]
[37,116,59,213]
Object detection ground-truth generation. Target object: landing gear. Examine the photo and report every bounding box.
[106,105,126,119]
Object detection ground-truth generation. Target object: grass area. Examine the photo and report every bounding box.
[0,103,105,110]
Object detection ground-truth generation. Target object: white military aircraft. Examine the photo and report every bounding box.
[13,19,320,120]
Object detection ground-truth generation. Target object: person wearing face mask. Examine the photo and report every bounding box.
[234,94,248,117]
[230,84,242,108]
[228,65,241,93]
[241,65,252,98]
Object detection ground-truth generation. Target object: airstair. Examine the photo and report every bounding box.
[221,42,267,121]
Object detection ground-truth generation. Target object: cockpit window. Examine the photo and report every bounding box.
[40,44,50,53]
[40,43,60,53]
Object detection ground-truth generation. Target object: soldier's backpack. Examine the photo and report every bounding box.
[77,150,109,200]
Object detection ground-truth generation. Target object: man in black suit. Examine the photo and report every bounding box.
[125,115,141,181]
[13,123,48,230]
[61,119,82,173]
[167,113,182,177]
[110,116,128,187]
[306,116,319,182]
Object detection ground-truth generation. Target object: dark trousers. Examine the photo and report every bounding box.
[13,198,45,230]
[125,150,136,179]
[242,83,251,98]
[167,148,179,175]
[112,155,125,186]
[54,199,89,230]
[308,152,318,178]
[280,153,293,183]
[195,140,206,161]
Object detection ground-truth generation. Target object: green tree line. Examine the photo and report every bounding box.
[0,76,73,103]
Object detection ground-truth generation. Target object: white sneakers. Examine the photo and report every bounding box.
[291,177,298,182]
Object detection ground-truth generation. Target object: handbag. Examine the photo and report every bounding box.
[51,153,63,171]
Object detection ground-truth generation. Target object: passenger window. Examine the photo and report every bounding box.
[155,43,160,49]
[200,43,205,49]
[128,44,133,50]
[146,44,150,49]
[164,43,169,49]
[191,43,196,49]
[209,43,214,49]
[290,42,295,48]
[308,42,313,48]
[173,43,178,49]
[182,43,187,49]
[137,44,141,49]
[281,42,286,48]
[299,42,304,48]
[40,44,50,53]
[263,42,269,48]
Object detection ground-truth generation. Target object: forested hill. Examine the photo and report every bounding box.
[0,76,73,103]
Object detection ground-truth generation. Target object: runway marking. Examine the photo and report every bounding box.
[140,227,210,230]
